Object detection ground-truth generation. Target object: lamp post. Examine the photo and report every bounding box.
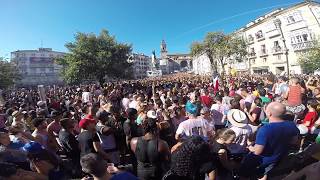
[274,18,290,77]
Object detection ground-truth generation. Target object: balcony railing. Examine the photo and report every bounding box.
[271,46,284,54]
[248,52,256,58]
[259,50,268,57]
[292,41,314,51]
[256,34,265,41]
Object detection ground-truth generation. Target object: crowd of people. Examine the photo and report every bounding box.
[0,72,320,180]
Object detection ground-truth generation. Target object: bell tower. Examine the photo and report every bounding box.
[160,40,167,59]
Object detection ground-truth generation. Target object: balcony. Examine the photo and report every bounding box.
[292,41,314,51]
[271,46,284,55]
[248,52,257,58]
[259,50,268,57]
[256,34,265,42]
[247,36,254,45]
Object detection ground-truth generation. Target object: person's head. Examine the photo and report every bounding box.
[171,136,211,177]
[254,97,262,107]
[278,76,286,83]
[80,153,107,179]
[60,118,74,131]
[289,77,300,86]
[32,118,47,130]
[240,88,249,97]
[96,110,110,123]
[200,107,210,118]
[155,100,163,109]
[189,92,196,103]
[27,149,59,176]
[142,118,158,135]
[127,108,138,121]
[215,95,223,103]
[307,99,318,110]
[265,102,286,122]
[257,88,266,97]
[0,132,10,146]
[230,99,240,109]
[102,89,108,96]
[215,128,236,145]
[50,110,62,122]
[313,87,320,97]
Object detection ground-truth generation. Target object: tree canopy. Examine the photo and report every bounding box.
[191,31,247,75]
[298,40,320,74]
[56,30,132,84]
[0,58,20,89]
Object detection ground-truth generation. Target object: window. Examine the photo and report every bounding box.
[250,48,255,53]
[302,34,308,41]
[255,30,263,39]
[252,59,255,64]
[296,35,303,43]
[261,45,266,54]
[287,11,303,24]
[248,35,254,42]
[274,41,280,47]
[287,15,295,24]
[291,37,296,44]
[263,58,267,63]
[277,55,282,60]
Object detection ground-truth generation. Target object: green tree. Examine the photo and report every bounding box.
[0,57,20,89]
[191,32,247,85]
[298,40,320,74]
[57,29,132,85]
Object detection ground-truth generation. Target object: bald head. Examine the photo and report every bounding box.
[266,102,286,120]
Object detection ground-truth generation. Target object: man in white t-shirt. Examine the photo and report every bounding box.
[122,93,130,111]
[175,109,212,141]
[211,95,226,129]
[128,95,138,110]
[82,87,92,103]
[226,109,252,153]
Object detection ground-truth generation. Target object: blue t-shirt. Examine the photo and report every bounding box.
[255,121,299,166]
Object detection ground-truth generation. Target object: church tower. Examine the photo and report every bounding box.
[160,40,167,59]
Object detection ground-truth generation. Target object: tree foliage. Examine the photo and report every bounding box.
[191,31,247,75]
[298,40,320,74]
[56,30,132,84]
[0,58,20,89]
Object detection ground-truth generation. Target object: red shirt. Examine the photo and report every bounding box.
[303,111,318,130]
[200,95,213,108]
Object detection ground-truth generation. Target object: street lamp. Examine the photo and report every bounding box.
[274,18,290,77]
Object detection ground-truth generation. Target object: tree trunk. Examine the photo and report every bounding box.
[219,58,225,89]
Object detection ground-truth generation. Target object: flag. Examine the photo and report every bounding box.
[212,73,219,93]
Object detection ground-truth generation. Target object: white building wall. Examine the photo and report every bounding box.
[11,48,65,86]
[192,54,212,75]
[130,53,151,79]
[235,2,320,75]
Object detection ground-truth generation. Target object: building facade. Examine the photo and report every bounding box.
[128,53,152,79]
[235,1,320,75]
[192,1,320,75]
[11,48,65,86]
[160,40,192,74]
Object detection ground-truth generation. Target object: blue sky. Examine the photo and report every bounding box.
[0,0,305,58]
